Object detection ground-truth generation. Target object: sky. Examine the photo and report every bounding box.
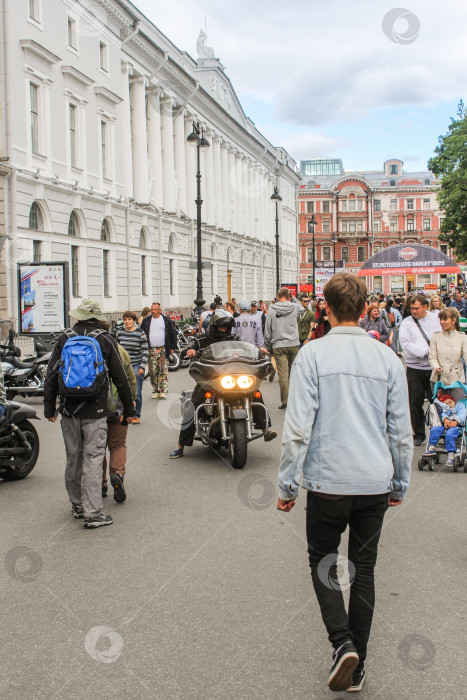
[133,0,466,173]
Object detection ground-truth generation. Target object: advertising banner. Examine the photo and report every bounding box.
[280,283,298,297]
[314,261,344,297]
[18,262,69,334]
[358,244,461,277]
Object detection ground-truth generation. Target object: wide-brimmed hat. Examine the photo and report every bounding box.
[69,298,107,323]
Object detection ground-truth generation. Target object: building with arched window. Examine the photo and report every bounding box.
[0,0,299,321]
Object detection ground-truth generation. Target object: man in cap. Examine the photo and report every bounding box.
[250,300,266,333]
[234,300,268,351]
[44,299,135,529]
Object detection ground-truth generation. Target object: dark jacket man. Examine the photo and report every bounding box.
[140,313,177,356]
[44,320,135,420]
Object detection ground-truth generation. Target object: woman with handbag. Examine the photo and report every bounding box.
[429,307,467,386]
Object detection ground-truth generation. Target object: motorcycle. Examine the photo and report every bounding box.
[185,340,273,469]
[0,331,50,401]
[0,401,40,480]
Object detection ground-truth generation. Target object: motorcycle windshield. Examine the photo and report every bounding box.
[200,341,260,362]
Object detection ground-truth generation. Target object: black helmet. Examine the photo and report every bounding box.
[207,309,236,340]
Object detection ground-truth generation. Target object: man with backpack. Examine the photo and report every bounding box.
[44,299,135,529]
[197,302,217,335]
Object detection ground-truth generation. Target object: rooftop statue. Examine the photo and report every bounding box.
[197,28,215,59]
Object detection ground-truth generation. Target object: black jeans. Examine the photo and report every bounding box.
[306,492,389,668]
[406,367,432,440]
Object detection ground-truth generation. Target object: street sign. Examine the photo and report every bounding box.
[188,261,210,269]
[450,282,456,288]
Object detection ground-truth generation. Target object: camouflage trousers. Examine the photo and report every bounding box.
[148,347,168,394]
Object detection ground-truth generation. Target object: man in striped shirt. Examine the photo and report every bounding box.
[116,311,149,424]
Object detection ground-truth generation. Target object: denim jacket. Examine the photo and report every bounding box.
[278,326,413,501]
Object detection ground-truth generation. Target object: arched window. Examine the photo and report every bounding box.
[101,218,111,242]
[28,202,43,231]
[68,211,80,237]
[139,228,148,249]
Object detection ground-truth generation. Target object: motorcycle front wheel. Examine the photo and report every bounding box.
[168,352,181,372]
[229,420,248,469]
[0,420,40,480]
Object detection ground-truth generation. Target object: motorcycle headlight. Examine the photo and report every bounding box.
[237,375,254,390]
[220,375,236,389]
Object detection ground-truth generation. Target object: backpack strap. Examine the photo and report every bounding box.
[413,318,430,347]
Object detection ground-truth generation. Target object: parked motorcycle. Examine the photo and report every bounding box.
[186,340,273,469]
[0,331,50,401]
[0,401,40,480]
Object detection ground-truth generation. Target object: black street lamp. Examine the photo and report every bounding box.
[187,121,210,314]
[270,186,282,292]
[308,214,317,298]
[332,232,337,275]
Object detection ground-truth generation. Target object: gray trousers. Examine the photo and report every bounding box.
[61,416,108,518]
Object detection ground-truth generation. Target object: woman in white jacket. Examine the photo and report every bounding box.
[429,307,467,385]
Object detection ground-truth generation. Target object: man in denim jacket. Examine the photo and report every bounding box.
[277,272,412,693]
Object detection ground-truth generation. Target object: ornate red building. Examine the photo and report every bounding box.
[298,158,450,295]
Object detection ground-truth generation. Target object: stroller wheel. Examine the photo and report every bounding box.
[453,457,460,472]
[428,458,434,472]
[464,459,467,473]
[418,458,424,471]
[435,454,440,464]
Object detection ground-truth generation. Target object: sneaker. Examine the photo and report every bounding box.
[346,668,366,693]
[268,371,275,382]
[102,484,108,498]
[110,473,126,503]
[132,417,140,424]
[278,403,287,410]
[151,392,160,399]
[170,447,184,459]
[446,453,455,467]
[413,437,423,446]
[71,504,84,519]
[159,392,167,399]
[264,430,277,442]
[328,641,359,692]
[83,513,113,529]
[423,445,436,456]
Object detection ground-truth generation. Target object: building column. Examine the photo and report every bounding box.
[228,147,237,234]
[184,115,196,220]
[220,141,230,232]
[147,87,163,209]
[120,61,133,199]
[236,153,244,234]
[130,76,149,204]
[212,133,223,228]
[241,157,250,237]
[161,96,176,212]
[247,162,255,236]
[173,108,187,214]
[204,129,215,226]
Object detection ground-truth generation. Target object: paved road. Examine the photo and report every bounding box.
[0,368,465,699]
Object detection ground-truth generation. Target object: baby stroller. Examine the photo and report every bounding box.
[418,381,467,473]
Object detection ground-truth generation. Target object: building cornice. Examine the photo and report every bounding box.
[61,66,95,87]
[94,86,123,104]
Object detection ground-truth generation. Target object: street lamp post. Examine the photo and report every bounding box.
[271,187,282,292]
[332,232,337,275]
[308,214,317,298]
[187,121,210,314]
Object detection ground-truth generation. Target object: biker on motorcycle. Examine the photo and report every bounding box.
[169,309,277,458]
[0,363,6,418]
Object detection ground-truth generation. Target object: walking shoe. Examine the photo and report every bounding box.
[268,371,275,382]
[413,437,423,446]
[71,504,84,519]
[170,447,184,459]
[110,473,126,503]
[278,403,287,410]
[83,513,113,529]
[446,453,455,467]
[423,445,436,456]
[151,392,160,399]
[159,392,167,399]
[346,668,366,692]
[328,641,359,692]
[132,417,140,424]
[102,484,108,498]
[264,430,277,442]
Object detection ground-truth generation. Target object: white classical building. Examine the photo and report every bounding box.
[0,0,299,321]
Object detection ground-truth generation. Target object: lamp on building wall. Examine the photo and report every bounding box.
[271,186,282,292]
[332,232,337,275]
[308,214,317,298]
[187,121,210,313]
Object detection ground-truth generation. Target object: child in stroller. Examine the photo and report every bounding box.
[423,392,466,467]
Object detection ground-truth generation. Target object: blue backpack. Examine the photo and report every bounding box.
[202,313,212,331]
[56,329,108,399]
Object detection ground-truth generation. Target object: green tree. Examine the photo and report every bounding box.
[428,100,467,258]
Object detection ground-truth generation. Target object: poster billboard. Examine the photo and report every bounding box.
[314,261,344,297]
[18,262,69,335]
[280,283,298,297]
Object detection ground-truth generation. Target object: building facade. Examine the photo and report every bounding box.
[298,157,450,295]
[0,0,299,322]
